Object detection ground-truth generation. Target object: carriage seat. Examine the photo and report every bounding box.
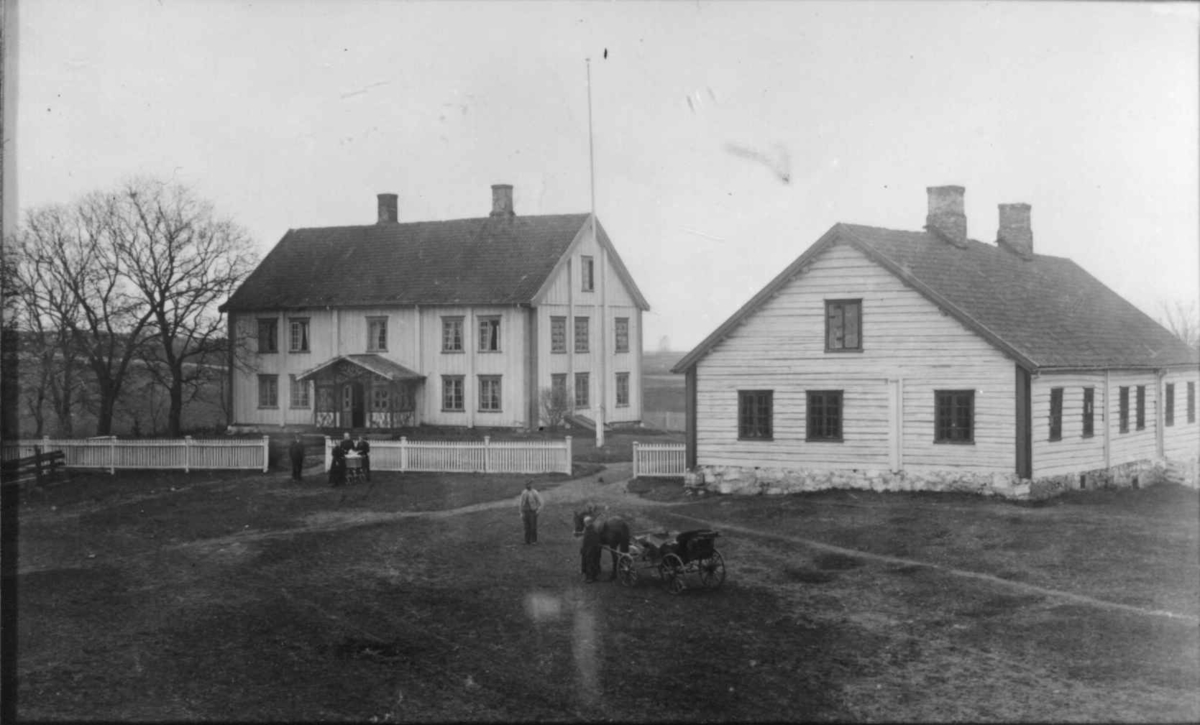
[675,529,719,562]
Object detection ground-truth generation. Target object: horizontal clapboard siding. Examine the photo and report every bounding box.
[1106,371,1159,466]
[1163,369,1200,460]
[696,241,1014,473]
[1031,372,1108,478]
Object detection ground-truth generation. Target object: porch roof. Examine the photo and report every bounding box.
[296,354,426,383]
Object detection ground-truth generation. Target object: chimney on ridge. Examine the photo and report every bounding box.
[491,184,514,217]
[925,185,968,248]
[377,193,398,224]
[996,203,1033,260]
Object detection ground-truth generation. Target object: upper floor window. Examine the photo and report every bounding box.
[479,316,501,352]
[575,316,589,353]
[1119,386,1130,433]
[367,317,388,352]
[616,372,630,407]
[1136,385,1146,431]
[825,299,862,352]
[257,319,278,354]
[935,390,974,443]
[738,390,773,440]
[442,317,464,353]
[581,256,595,292]
[289,318,310,353]
[1166,383,1175,427]
[1082,387,1095,438]
[807,390,843,442]
[615,317,629,353]
[1049,387,1063,441]
[550,316,567,353]
[257,374,278,408]
[478,375,502,412]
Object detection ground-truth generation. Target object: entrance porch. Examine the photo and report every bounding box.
[297,354,424,430]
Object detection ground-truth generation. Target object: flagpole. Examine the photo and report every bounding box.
[587,58,605,448]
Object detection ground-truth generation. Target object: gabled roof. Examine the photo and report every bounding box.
[220,214,649,312]
[296,354,424,383]
[673,222,1197,373]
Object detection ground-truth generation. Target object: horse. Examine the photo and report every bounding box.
[572,504,631,582]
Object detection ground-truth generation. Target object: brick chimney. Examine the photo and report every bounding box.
[377,193,398,224]
[490,184,514,217]
[996,203,1033,260]
[925,185,968,248]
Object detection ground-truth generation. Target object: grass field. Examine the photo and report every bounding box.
[11,462,1199,721]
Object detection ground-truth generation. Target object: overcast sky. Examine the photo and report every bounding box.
[13,0,1200,352]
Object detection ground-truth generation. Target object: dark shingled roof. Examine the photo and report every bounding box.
[221,213,646,311]
[675,222,1197,373]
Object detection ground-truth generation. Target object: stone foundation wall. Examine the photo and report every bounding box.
[691,455,1199,501]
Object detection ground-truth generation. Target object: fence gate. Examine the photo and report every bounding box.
[632,441,686,478]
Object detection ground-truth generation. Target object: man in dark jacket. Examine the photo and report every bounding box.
[339,431,355,454]
[580,517,603,582]
[355,435,371,482]
[288,434,305,481]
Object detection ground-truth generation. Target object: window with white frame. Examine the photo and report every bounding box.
[478,316,501,352]
[442,317,464,353]
[616,372,630,407]
[442,375,464,411]
[289,375,309,408]
[478,375,502,411]
[257,319,278,353]
[575,372,590,408]
[551,316,567,353]
[289,318,310,353]
[615,317,629,353]
[258,375,278,408]
[367,317,388,352]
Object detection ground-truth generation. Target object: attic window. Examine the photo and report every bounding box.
[581,256,595,292]
[825,300,862,352]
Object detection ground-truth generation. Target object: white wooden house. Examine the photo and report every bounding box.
[219,185,649,431]
[672,186,1199,498]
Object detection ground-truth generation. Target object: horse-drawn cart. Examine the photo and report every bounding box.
[613,529,725,594]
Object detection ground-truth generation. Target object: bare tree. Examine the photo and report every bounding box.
[540,385,572,429]
[1158,299,1199,351]
[112,179,256,436]
[14,197,155,435]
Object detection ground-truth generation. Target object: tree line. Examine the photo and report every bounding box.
[2,178,258,438]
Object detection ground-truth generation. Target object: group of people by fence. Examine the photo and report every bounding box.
[328,432,371,487]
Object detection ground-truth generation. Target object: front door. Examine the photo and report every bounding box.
[342,383,366,429]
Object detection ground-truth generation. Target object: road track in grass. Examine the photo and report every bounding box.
[660,511,1199,625]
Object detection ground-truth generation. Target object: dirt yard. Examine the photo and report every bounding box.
[10,463,1199,721]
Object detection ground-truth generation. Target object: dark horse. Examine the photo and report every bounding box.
[573,504,631,582]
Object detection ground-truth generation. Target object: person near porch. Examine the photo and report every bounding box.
[329,444,347,487]
[288,434,305,481]
[355,434,371,482]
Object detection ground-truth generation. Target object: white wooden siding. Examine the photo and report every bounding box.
[1105,371,1159,466]
[1030,372,1108,478]
[695,241,1015,473]
[1163,369,1200,460]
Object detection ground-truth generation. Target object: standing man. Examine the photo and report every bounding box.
[355,434,371,482]
[288,434,306,482]
[518,480,543,545]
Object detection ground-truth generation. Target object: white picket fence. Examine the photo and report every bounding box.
[1,436,270,473]
[632,441,687,478]
[325,436,573,475]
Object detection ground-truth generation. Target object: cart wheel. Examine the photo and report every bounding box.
[696,550,725,589]
[660,553,686,595]
[617,554,638,587]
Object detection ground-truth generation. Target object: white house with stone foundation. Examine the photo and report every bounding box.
[672,185,1200,499]
[219,185,649,432]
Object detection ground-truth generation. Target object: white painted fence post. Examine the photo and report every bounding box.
[400,436,408,472]
[262,435,270,473]
[484,436,491,474]
[564,435,573,475]
[324,436,331,472]
[110,437,116,475]
[633,441,640,478]
[184,436,192,473]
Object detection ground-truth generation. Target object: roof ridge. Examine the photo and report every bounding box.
[289,212,592,234]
